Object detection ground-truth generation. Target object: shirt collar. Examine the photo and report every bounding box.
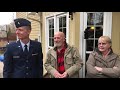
[20,40,30,51]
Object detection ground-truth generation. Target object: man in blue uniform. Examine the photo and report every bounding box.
[3,18,43,78]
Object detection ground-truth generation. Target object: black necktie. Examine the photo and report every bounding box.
[24,45,28,56]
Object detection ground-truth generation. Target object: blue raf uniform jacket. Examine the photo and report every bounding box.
[3,40,43,78]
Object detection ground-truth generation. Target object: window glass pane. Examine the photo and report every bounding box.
[58,16,67,38]
[49,38,54,46]
[63,16,66,27]
[52,29,54,37]
[59,28,62,32]
[86,40,94,51]
[95,13,103,25]
[95,27,103,38]
[63,28,66,38]
[49,29,52,37]
[52,38,54,46]
[49,19,52,28]
[87,13,95,25]
[95,40,98,49]
[49,19,54,28]
[51,19,54,28]
[48,18,54,47]
[59,18,62,27]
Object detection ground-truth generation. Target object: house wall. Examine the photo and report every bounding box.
[112,12,120,55]
[69,12,80,49]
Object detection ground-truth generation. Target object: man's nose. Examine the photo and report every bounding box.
[16,30,19,34]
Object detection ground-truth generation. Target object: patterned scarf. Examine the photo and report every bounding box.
[57,47,66,74]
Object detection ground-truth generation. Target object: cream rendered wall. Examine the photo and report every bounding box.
[111,12,120,55]
[41,12,46,75]
[69,12,80,49]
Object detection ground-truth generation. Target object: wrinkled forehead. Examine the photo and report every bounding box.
[54,33,62,37]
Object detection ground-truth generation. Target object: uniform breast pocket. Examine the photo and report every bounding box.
[31,53,38,60]
[32,53,38,56]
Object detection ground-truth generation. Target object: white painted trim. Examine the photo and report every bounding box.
[45,16,54,53]
[45,12,66,18]
[103,12,112,38]
[66,12,69,43]
[80,12,84,78]
[80,12,88,78]
[45,16,48,54]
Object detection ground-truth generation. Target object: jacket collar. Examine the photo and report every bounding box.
[51,43,72,59]
[93,48,118,67]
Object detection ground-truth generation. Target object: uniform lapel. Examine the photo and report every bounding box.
[16,40,24,54]
[28,40,34,59]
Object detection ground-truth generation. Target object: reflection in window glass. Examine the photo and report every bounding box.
[59,16,66,38]
[59,18,62,27]
[95,27,103,38]
[63,28,66,38]
[49,38,54,47]
[95,13,103,25]
[63,17,66,27]
[86,40,94,51]
[87,13,95,25]
[87,13,103,25]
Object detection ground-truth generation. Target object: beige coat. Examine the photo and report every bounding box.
[86,49,120,78]
[44,44,83,78]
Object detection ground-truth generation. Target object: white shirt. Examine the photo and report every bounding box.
[20,40,30,52]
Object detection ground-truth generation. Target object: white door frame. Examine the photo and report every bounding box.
[79,12,112,78]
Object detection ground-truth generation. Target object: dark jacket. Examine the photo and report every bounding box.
[3,40,43,78]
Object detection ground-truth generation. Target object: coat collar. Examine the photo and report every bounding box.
[92,49,118,67]
[50,43,72,60]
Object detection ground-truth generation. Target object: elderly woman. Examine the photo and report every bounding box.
[86,36,120,78]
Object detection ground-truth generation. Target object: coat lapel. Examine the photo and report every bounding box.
[95,54,108,67]
[106,54,118,62]
[64,45,72,58]
[51,50,57,60]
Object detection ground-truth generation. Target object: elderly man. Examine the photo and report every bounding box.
[44,31,83,78]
